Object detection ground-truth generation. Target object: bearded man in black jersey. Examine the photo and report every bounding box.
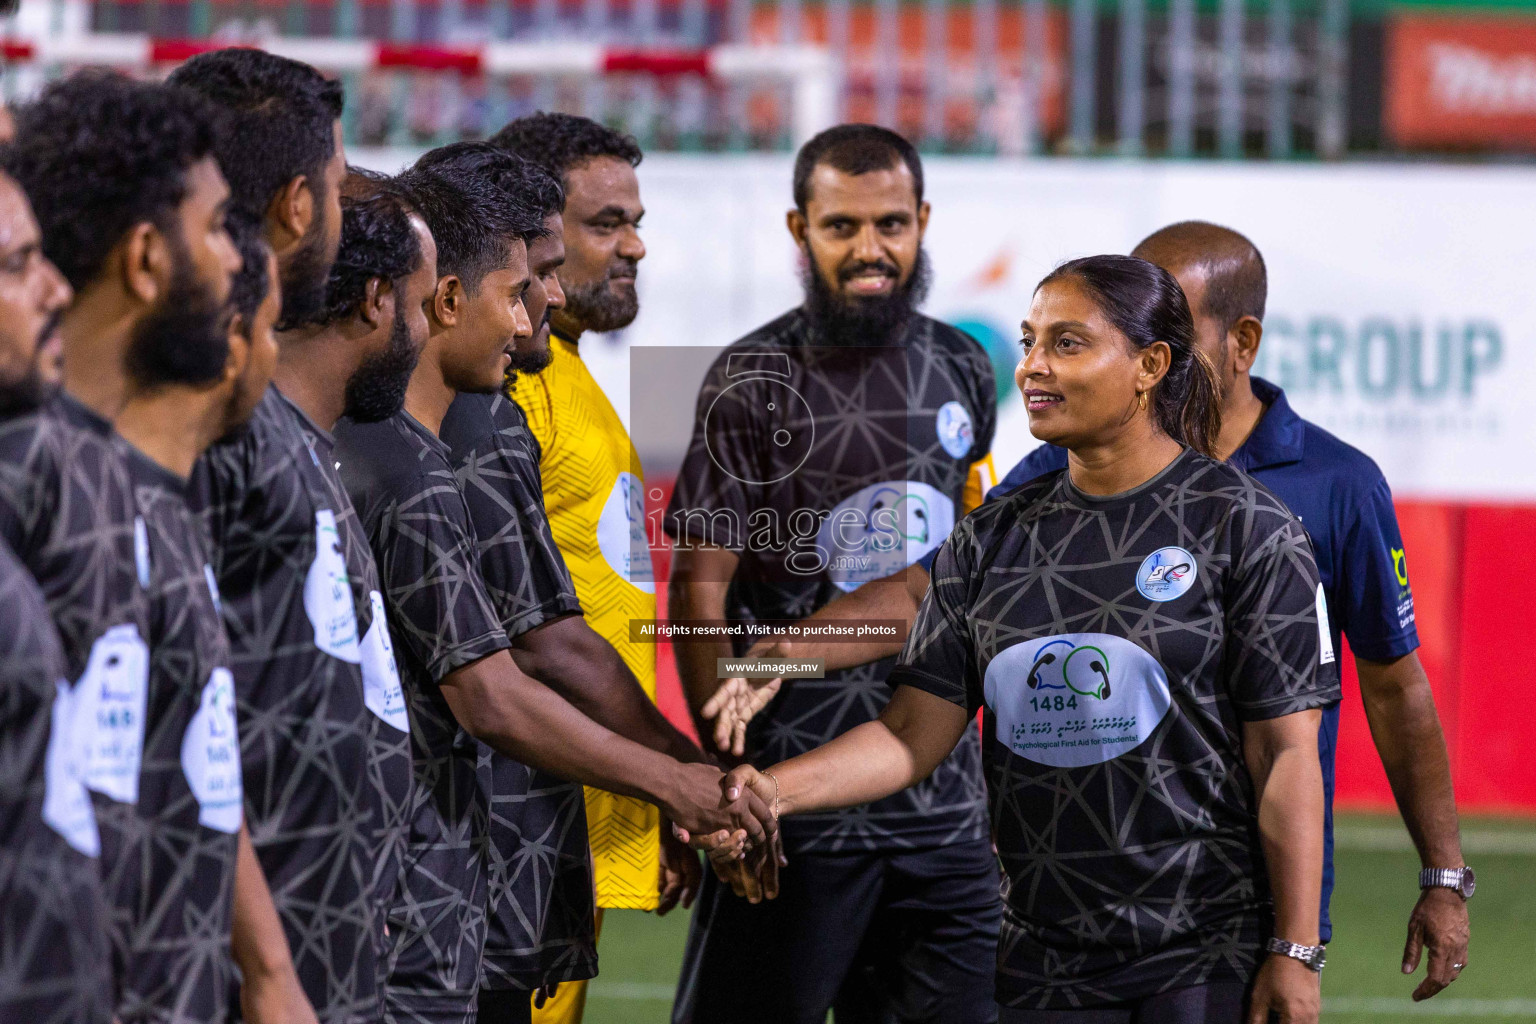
[193,191,430,1021]
[665,124,1000,1024]
[0,164,115,1024]
[170,49,345,330]
[113,217,291,1024]
[173,51,424,1024]
[3,71,310,1024]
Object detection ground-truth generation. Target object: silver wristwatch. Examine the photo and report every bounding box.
[1420,866,1476,900]
[1266,937,1326,972]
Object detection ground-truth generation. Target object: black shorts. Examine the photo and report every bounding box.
[996,983,1250,1024]
[477,988,533,1024]
[673,838,1002,1024]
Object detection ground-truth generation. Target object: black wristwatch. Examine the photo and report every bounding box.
[1266,937,1326,973]
[1420,866,1476,900]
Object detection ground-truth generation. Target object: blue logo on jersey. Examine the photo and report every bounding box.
[1135,546,1197,602]
[1024,638,1112,699]
[817,480,955,593]
[985,633,1173,767]
[935,401,974,459]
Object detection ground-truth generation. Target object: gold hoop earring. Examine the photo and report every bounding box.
[1137,391,1147,412]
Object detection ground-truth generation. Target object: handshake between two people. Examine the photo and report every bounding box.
[670,633,807,902]
[672,765,788,905]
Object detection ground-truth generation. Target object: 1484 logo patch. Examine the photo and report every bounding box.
[1136,546,1197,602]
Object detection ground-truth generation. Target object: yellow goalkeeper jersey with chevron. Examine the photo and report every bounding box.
[506,333,660,910]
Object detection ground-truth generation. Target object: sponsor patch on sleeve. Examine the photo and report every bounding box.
[1316,582,1336,666]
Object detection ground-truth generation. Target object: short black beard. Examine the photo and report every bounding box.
[560,260,639,334]
[342,302,420,423]
[506,310,554,378]
[0,364,53,417]
[0,312,62,416]
[125,246,230,388]
[274,212,334,332]
[800,247,932,348]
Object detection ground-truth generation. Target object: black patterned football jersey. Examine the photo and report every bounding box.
[335,409,511,1022]
[0,394,150,687]
[665,311,995,852]
[193,386,411,1022]
[440,392,596,991]
[891,450,1341,1008]
[0,393,152,1006]
[114,447,241,1024]
[0,536,113,1024]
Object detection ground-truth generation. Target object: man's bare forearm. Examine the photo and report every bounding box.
[443,650,689,809]
[1357,653,1464,868]
[441,650,776,843]
[668,548,738,738]
[231,822,297,980]
[758,564,929,672]
[511,613,704,764]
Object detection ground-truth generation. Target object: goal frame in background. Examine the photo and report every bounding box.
[0,28,837,147]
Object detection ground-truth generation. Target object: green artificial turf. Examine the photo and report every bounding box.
[583,813,1536,1023]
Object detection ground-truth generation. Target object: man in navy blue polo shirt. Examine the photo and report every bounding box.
[708,221,1472,1005]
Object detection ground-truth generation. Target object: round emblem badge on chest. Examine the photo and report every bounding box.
[1135,546,1198,602]
[935,401,974,459]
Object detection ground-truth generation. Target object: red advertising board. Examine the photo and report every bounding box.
[1387,15,1536,148]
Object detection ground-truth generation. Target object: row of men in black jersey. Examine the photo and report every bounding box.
[0,50,778,1024]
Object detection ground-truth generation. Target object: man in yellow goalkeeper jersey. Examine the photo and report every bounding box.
[490,112,698,1023]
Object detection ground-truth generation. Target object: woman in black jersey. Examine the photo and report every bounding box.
[701,255,1339,1024]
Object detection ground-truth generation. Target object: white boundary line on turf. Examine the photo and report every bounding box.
[588,986,1536,1015]
[1333,826,1536,855]
[1323,996,1536,1017]
[588,982,677,1000]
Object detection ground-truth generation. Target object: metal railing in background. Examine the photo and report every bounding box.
[6,0,1371,157]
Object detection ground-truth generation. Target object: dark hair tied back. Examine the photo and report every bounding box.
[1038,254,1221,457]
[286,171,421,330]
